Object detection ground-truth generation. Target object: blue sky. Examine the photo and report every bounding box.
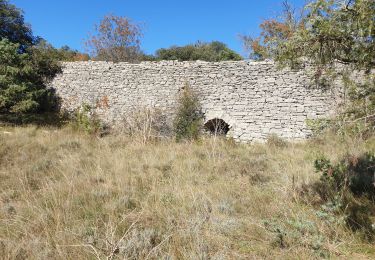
[11,0,304,56]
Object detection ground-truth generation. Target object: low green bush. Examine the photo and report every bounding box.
[173,84,203,141]
[72,104,106,135]
[313,152,375,240]
[314,153,375,199]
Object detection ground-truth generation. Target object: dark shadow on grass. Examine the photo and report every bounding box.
[0,112,69,127]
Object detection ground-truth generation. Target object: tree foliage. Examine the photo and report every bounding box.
[85,14,143,62]
[0,39,60,113]
[277,0,375,124]
[242,0,375,69]
[276,0,375,70]
[245,0,375,125]
[261,1,375,238]
[155,41,243,62]
[0,0,62,114]
[34,40,89,62]
[241,0,302,60]
[0,0,34,51]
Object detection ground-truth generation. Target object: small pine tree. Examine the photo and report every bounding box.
[0,39,60,114]
[173,84,203,141]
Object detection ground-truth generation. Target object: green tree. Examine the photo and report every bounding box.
[155,41,243,62]
[276,0,374,70]
[0,0,34,51]
[241,0,303,60]
[0,1,63,115]
[33,40,90,62]
[0,39,60,113]
[261,2,375,239]
[0,40,43,113]
[275,0,375,123]
[247,0,374,123]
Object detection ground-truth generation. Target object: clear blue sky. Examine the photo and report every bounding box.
[11,0,304,56]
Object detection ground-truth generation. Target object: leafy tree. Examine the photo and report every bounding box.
[0,0,89,62]
[241,0,302,60]
[246,0,375,125]
[155,41,243,62]
[0,39,60,113]
[0,1,62,115]
[276,0,374,70]
[140,53,158,61]
[0,0,34,51]
[34,40,89,62]
[85,14,143,62]
[276,0,375,124]
[258,1,375,238]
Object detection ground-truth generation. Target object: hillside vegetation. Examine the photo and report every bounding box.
[0,126,374,259]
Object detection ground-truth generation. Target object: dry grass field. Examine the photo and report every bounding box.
[0,126,374,259]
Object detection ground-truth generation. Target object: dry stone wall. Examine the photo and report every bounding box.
[51,60,341,142]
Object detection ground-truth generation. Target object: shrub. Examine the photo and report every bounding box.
[173,84,203,141]
[313,152,375,239]
[306,119,333,136]
[314,153,375,200]
[72,104,105,135]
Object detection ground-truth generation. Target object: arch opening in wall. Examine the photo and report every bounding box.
[204,118,230,136]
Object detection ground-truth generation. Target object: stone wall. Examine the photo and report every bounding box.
[51,60,341,142]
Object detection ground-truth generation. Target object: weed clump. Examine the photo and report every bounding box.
[267,134,288,148]
[122,107,171,143]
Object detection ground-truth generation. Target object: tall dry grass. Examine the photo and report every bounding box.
[0,126,374,259]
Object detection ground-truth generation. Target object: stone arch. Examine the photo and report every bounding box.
[204,118,230,136]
